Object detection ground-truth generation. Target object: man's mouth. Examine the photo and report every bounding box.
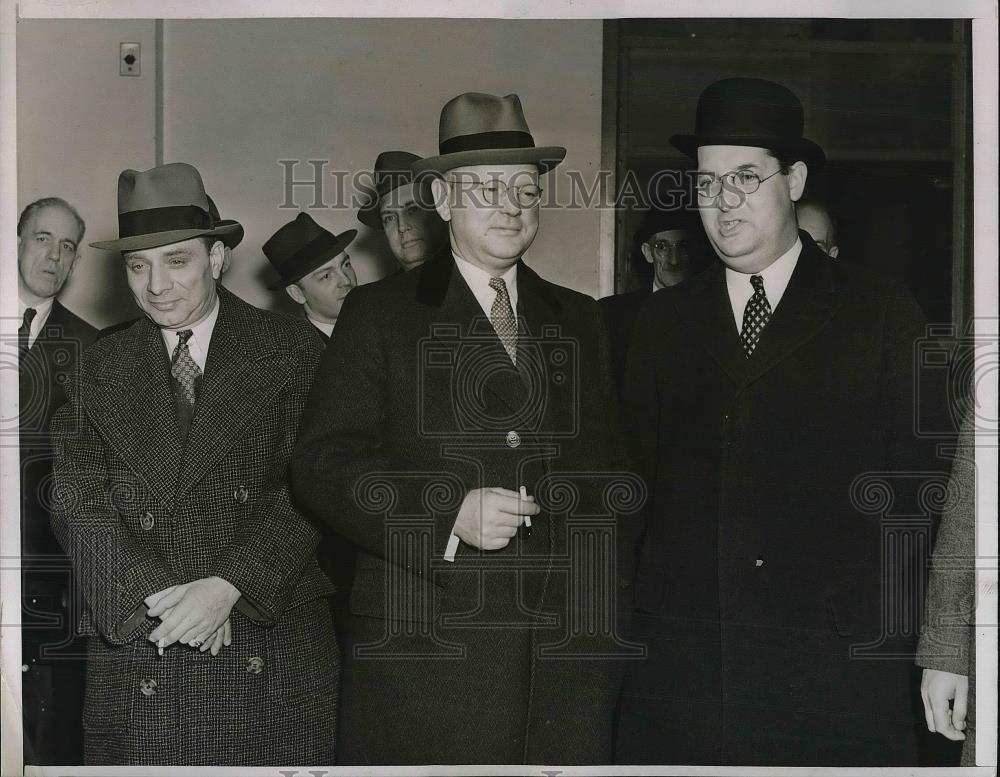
[717,218,744,237]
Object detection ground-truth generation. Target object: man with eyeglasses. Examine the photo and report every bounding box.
[292,92,637,765]
[600,204,706,389]
[617,78,944,766]
[358,150,448,273]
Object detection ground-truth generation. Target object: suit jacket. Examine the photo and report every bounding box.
[916,410,976,766]
[49,287,338,766]
[291,250,641,765]
[598,287,651,393]
[20,300,97,557]
[617,234,947,766]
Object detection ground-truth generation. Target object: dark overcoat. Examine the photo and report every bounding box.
[20,299,96,765]
[291,251,642,765]
[598,287,651,392]
[617,235,947,766]
[49,287,338,766]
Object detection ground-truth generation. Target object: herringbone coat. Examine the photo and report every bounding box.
[50,287,338,766]
[291,252,642,765]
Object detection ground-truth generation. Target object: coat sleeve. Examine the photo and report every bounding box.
[916,410,976,675]
[290,288,471,564]
[50,388,177,645]
[208,334,326,624]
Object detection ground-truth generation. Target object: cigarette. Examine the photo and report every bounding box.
[157,638,165,657]
[519,485,532,529]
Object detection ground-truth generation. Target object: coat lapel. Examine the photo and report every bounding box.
[85,319,185,504]
[175,288,295,497]
[675,263,747,385]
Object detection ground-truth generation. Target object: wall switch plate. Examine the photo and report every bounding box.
[120,43,140,76]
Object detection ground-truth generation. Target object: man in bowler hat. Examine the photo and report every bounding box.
[263,212,357,341]
[616,78,944,765]
[358,150,448,273]
[292,92,639,765]
[49,162,338,765]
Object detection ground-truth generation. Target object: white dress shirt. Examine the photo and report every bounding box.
[307,316,335,338]
[725,238,801,329]
[453,252,519,320]
[18,294,56,350]
[159,294,220,372]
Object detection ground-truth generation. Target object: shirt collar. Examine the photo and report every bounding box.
[452,252,519,319]
[725,237,801,327]
[308,315,335,337]
[159,293,220,373]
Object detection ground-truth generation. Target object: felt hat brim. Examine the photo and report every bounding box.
[90,222,243,252]
[411,146,567,176]
[266,228,357,290]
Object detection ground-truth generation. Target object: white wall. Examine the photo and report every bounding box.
[17,19,157,327]
[18,19,604,324]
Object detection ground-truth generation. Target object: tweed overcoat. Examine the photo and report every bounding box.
[616,235,948,766]
[291,251,642,765]
[916,410,977,766]
[49,287,338,766]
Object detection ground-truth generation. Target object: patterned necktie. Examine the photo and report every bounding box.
[489,276,517,365]
[740,275,772,358]
[18,307,37,357]
[170,329,201,405]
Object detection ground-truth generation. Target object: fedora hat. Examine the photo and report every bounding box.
[263,212,356,289]
[358,150,424,229]
[670,78,825,167]
[635,204,702,245]
[411,92,566,176]
[90,162,243,251]
[207,195,244,249]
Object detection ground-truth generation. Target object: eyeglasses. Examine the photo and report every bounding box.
[694,168,784,200]
[651,239,691,255]
[450,178,544,209]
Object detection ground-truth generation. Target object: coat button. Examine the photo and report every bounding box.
[139,678,158,696]
[755,557,764,568]
[233,487,249,504]
[505,431,521,448]
[246,656,265,675]
[139,512,155,531]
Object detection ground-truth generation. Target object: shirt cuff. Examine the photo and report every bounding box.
[444,532,460,563]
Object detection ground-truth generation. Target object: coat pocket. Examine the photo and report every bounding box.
[264,598,339,707]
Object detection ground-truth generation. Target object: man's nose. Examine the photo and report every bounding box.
[500,188,522,215]
[147,265,171,295]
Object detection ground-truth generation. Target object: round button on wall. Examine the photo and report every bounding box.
[506,431,521,448]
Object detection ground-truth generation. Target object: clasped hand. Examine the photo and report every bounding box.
[145,576,241,656]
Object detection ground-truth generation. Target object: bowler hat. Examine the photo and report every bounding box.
[263,212,356,289]
[411,92,566,176]
[358,150,424,229]
[90,162,243,251]
[670,78,825,167]
[207,195,244,249]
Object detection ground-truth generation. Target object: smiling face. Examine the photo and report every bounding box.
[696,145,806,274]
[432,163,540,274]
[17,204,82,303]
[123,237,223,329]
[286,251,357,323]
[379,182,445,270]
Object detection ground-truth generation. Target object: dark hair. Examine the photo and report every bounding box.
[17,197,86,244]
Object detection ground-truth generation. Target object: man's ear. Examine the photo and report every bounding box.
[431,177,452,222]
[208,240,226,279]
[285,283,306,305]
[640,242,654,265]
[787,161,808,203]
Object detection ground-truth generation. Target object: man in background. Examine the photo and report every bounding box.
[263,212,357,342]
[358,150,448,272]
[796,197,839,257]
[17,196,96,765]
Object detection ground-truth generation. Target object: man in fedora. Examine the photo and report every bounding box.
[292,92,639,765]
[358,150,448,273]
[599,203,708,389]
[617,78,944,765]
[263,212,357,342]
[49,162,339,766]
[17,196,96,764]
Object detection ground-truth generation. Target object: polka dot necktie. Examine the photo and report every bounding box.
[489,276,517,365]
[740,275,772,358]
[170,329,201,405]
